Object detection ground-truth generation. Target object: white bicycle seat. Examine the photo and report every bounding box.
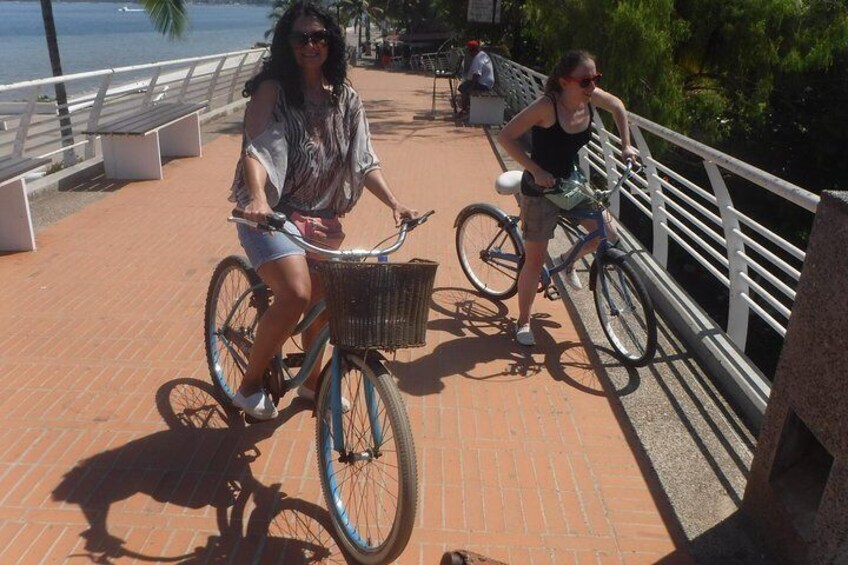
[495,170,523,195]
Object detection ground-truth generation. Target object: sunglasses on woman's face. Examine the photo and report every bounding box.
[563,73,602,88]
[288,30,330,47]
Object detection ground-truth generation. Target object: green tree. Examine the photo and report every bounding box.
[335,0,384,51]
[40,0,187,163]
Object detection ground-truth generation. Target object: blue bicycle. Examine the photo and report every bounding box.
[204,211,434,564]
[454,161,657,366]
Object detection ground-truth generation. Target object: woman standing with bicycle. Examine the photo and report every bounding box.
[497,50,637,346]
[229,1,417,419]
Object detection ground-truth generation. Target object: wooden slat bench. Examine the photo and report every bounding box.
[84,102,206,180]
[0,155,51,252]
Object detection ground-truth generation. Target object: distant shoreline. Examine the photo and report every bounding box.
[0,0,271,5]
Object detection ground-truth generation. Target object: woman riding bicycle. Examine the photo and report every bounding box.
[229,1,417,419]
[497,50,637,346]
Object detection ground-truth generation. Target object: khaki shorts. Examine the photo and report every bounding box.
[519,194,561,241]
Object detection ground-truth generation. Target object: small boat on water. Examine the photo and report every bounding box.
[118,6,145,12]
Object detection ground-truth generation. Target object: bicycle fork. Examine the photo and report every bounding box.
[330,349,384,463]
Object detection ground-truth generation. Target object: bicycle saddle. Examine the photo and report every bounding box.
[495,170,523,195]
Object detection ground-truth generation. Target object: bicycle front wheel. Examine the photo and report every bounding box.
[204,255,268,401]
[593,254,657,366]
[316,352,417,565]
[455,206,522,299]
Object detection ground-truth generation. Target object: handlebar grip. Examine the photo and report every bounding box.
[404,210,435,231]
[231,208,287,231]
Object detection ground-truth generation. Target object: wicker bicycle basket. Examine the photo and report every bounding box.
[315,259,438,350]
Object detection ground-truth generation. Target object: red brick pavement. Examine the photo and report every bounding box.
[0,67,692,564]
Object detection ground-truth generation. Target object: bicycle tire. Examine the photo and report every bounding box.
[592,253,657,366]
[315,352,417,564]
[455,205,523,300]
[204,255,269,401]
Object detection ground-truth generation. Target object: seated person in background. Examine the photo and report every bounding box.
[457,40,495,114]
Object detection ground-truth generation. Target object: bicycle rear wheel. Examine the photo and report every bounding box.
[204,255,269,401]
[315,352,417,565]
[593,254,657,366]
[455,206,522,299]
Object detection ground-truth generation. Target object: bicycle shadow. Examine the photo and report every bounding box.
[51,378,352,564]
[392,287,637,398]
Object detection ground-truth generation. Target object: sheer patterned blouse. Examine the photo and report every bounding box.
[229,80,380,216]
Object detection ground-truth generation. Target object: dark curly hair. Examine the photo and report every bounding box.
[243,1,347,108]
[544,50,595,94]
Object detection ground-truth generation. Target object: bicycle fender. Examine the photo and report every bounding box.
[588,247,627,291]
[454,203,525,257]
[453,202,515,229]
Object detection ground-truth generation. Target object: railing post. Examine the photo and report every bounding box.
[229,53,250,103]
[13,86,39,157]
[631,124,669,268]
[705,160,749,349]
[206,56,227,108]
[178,61,198,103]
[84,73,112,159]
[142,67,162,107]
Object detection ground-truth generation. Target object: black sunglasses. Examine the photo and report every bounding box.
[288,30,330,47]
[563,73,602,88]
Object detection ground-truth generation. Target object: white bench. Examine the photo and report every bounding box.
[0,155,51,252]
[469,91,506,125]
[84,102,206,180]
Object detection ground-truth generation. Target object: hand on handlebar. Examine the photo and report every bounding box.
[241,199,274,223]
[530,168,556,189]
[392,203,418,226]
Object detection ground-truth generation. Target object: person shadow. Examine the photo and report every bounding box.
[391,287,634,398]
[51,378,352,564]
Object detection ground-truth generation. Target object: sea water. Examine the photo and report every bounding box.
[0,1,271,86]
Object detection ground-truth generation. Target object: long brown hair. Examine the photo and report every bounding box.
[544,50,595,94]
[243,2,346,108]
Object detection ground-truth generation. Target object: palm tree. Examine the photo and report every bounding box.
[265,0,294,39]
[39,0,187,164]
[336,0,384,55]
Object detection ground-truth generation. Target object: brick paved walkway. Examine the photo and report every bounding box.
[0,67,692,564]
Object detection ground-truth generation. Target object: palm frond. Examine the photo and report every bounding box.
[141,0,188,39]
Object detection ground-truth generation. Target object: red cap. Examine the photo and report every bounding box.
[466,40,480,50]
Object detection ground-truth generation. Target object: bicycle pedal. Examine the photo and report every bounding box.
[284,352,305,368]
[544,285,561,301]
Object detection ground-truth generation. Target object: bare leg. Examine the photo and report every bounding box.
[240,255,311,396]
[516,239,548,326]
[301,271,328,393]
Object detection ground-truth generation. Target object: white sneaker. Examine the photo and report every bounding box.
[565,266,583,291]
[515,323,535,346]
[297,385,351,413]
[232,389,278,420]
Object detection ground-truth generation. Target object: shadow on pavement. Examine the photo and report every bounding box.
[51,378,351,564]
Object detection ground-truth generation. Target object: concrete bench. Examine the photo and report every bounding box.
[84,102,206,180]
[469,90,506,125]
[0,155,51,252]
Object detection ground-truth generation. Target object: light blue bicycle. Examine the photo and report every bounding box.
[204,210,434,564]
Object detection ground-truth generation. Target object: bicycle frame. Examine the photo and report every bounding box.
[226,210,433,451]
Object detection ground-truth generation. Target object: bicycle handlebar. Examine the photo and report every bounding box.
[589,159,641,203]
[228,209,435,260]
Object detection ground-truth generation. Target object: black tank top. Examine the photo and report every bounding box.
[522,94,593,196]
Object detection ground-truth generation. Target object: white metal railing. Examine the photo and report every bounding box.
[488,53,818,360]
[0,48,266,169]
[410,49,461,74]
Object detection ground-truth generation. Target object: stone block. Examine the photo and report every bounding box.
[743,191,848,564]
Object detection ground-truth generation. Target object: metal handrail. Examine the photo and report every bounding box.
[0,48,266,165]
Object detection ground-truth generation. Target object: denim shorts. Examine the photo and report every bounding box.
[237,221,305,270]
